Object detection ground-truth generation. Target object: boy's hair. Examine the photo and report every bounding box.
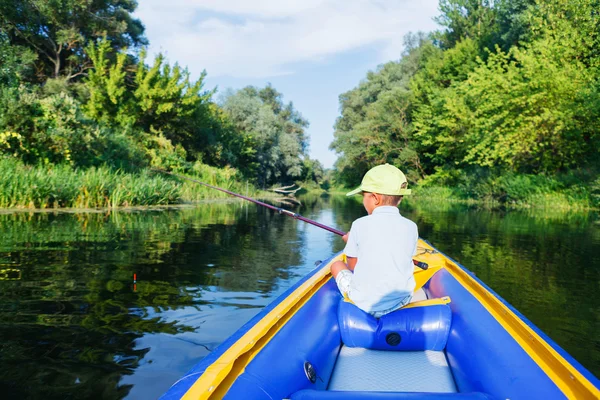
[379,181,407,206]
[380,194,403,206]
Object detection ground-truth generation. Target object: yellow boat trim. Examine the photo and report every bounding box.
[414,239,599,400]
[181,255,341,400]
[414,264,443,291]
[402,296,451,309]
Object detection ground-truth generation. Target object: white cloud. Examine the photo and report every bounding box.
[135,0,440,79]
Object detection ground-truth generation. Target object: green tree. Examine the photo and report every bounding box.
[435,0,535,52]
[331,34,436,186]
[411,0,600,174]
[300,158,325,185]
[0,33,36,87]
[0,0,146,82]
[220,85,309,186]
[84,39,214,167]
[409,37,481,172]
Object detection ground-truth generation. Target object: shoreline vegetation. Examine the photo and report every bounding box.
[1,1,324,212]
[0,157,271,210]
[2,1,600,214]
[1,156,597,212]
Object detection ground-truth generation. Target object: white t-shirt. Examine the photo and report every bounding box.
[344,206,418,313]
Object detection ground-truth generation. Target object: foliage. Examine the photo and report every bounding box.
[0,0,146,81]
[1,17,315,207]
[435,0,535,52]
[0,156,271,209]
[0,157,180,208]
[299,158,325,185]
[0,85,81,164]
[220,85,312,187]
[85,40,215,158]
[331,33,436,184]
[0,33,37,86]
[410,37,481,172]
[331,0,600,208]
[416,167,597,209]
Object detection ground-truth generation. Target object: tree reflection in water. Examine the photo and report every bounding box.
[0,202,312,399]
[0,197,598,398]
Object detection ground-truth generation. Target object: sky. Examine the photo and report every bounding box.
[135,0,441,169]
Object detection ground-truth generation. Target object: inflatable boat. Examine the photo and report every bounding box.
[161,240,600,400]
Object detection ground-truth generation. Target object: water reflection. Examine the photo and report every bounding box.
[0,196,598,399]
[0,202,344,399]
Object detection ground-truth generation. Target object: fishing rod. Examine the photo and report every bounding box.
[154,169,428,270]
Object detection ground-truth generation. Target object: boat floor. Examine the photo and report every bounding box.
[327,288,457,393]
[327,348,456,393]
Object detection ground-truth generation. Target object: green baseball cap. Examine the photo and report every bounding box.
[346,164,412,197]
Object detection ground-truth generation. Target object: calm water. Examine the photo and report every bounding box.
[0,196,598,399]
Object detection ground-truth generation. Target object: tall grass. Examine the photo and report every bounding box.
[413,170,599,210]
[178,162,264,201]
[0,157,265,209]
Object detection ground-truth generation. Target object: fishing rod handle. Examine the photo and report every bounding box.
[413,261,428,270]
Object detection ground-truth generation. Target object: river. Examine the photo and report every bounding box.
[0,195,598,399]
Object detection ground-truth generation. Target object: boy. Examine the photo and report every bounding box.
[331,164,418,318]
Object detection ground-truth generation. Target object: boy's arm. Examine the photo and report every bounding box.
[347,257,357,271]
[343,226,359,271]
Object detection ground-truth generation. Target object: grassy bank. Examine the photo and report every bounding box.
[0,157,265,209]
[412,172,600,210]
[4,156,597,211]
[332,172,600,211]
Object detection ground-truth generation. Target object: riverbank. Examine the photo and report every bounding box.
[412,180,599,211]
[0,158,267,209]
[334,172,600,211]
[3,156,598,212]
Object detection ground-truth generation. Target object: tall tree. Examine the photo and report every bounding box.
[435,0,535,52]
[0,33,36,87]
[221,85,309,186]
[84,39,215,166]
[0,0,146,82]
[331,34,435,186]
[411,0,600,174]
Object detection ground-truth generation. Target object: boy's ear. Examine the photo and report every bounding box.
[372,193,381,205]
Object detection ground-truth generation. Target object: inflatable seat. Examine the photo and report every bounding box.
[337,298,452,351]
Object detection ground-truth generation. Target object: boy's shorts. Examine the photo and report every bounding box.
[335,269,353,297]
[335,269,412,318]
[370,295,412,318]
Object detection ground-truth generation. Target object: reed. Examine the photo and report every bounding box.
[178,161,264,201]
[0,159,179,208]
[0,157,261,209]
[412,180,596,210]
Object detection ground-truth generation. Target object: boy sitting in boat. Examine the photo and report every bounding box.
[330,164,418,318]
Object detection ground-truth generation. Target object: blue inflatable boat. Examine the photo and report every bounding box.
[161,240,600,400]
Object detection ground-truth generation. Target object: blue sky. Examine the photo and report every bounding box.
[135,0,441,168]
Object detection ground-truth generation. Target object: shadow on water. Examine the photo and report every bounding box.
[0,195,598,398]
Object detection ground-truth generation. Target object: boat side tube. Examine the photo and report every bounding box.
[424,262,600,399]
[337,300,452,351]
[222,279,342,399]
[160,254,342,400]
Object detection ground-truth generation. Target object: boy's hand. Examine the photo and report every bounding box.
[342,232,349,243]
